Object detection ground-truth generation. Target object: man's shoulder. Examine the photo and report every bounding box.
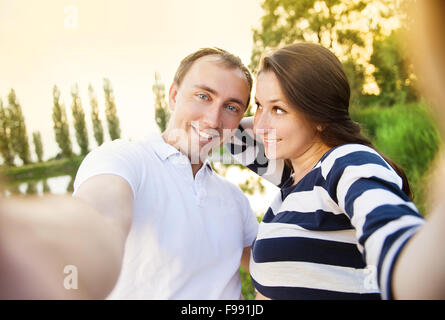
[88,137,158,161]
[209,166,249,201]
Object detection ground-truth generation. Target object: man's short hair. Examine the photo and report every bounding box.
[173,47,253,107]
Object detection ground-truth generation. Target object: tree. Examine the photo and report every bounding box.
[88,84,105,146]
[250,0,401,103]
[32,131,44,162]
[7,89,31,165]
[103,78,121,140]
[52,85,73,158]
[370,28,417,106]
[0,98,15,166]
[71,84,89,156]
[238,176,266,196]
[152,72,170,133]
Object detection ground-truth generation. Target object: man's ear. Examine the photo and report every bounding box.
[168,83,178,112]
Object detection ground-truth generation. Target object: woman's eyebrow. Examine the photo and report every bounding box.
[255,97,284,104]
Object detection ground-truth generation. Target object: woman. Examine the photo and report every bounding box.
[228,42,424,299]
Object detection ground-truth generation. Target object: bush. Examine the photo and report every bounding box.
[351,103,441,214]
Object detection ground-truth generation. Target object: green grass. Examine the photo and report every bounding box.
[240,266,256,300]
[0,155,83,184]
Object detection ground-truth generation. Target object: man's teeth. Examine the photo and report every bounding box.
[192,125,217,139]
[198,131,214,139]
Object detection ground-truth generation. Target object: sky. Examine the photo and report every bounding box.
[0,0,263,159]
[0,0,280,215]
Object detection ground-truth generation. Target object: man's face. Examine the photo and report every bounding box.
[165,55,250,163]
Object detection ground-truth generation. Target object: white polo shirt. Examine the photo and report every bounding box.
[73,134,258,299]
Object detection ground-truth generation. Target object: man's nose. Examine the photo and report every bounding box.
[202,103,223,129]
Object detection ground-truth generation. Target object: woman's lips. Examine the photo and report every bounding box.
[262,137,281,145]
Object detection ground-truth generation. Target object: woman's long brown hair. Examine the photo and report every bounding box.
[258,42,412,199]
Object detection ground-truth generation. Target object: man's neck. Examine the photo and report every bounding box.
[161,132,205,178]
[191,163,204,177]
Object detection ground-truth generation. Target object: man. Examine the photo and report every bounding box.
[72,47,258,299]
[0,47,257,300]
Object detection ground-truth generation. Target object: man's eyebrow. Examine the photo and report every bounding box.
[195,85,247,108]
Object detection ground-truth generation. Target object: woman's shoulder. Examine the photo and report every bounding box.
[319,143,394,180]
[321,143,381,162]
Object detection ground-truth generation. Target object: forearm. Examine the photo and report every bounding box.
[241,246,251,273]
[392,207,445,299]
[0,195,125,299]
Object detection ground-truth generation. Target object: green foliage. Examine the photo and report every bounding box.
[240,266,255,300]
[250,0,385,68]
[52,85,73,158]
[7,89,31,165]
[89,84,105,146]
[238,176,265,196]
[251,0,416,107]
[370,29,417,106]
[71,84,90,156]
[0,97,15,166]
[343,57,366,107]
[103,78,121,140]
[32,131,44,162]
[152,72,170,133]
[351,103,441,214]
[244,103,255,118]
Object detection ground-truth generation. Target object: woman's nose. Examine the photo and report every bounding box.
[253,109,270,134]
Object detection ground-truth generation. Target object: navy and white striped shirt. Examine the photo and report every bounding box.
[228,126,424,299]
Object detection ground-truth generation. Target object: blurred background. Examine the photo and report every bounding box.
[0,0,441,299]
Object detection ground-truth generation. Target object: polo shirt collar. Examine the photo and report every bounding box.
[149,134,213,174]
[150,134,181,161]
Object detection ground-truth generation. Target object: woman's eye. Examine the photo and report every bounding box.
[197,93,209,101]
[274,106,286,114]
[255,103,263,110]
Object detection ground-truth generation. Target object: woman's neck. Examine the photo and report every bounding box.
[289,141,331,186]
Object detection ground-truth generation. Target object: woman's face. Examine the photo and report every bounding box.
[253,71,320,160]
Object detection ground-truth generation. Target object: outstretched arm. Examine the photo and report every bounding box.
[392,194,445,299]
[386,148,445,299]
[0,174,133,299]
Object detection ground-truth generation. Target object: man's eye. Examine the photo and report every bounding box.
[226,105,239,113]
[197,93,209,100]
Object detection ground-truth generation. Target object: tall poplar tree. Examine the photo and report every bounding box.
[8,89,31,165]
[52,85,73,158]
[0,98,15,166]
[32,131,44,162]
[103,78,121,140]
[71,84,89,156]
[88,84,105,146]
[152,72,170,133]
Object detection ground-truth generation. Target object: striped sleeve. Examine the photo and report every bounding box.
[226,125,291,187]
[324,144,425,300]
